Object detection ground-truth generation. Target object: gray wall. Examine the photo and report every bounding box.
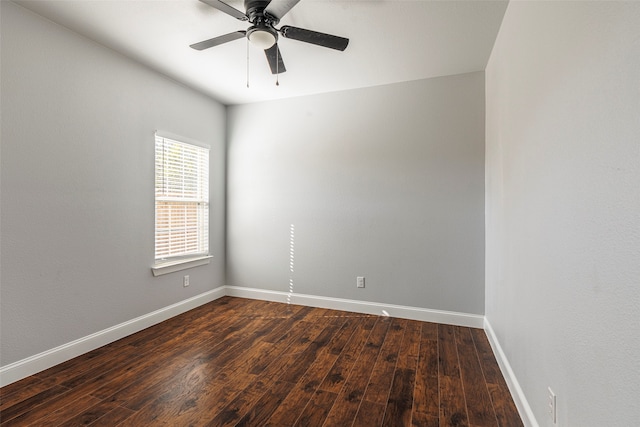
[227,73,486,314]
[485,2,640,426]
[0,2,226,365]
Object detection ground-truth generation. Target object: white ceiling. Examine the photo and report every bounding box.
[16,0,508,105]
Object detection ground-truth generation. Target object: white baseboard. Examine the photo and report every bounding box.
[224,286,485,328]
[0,287,225,387]
[484,318,539,427]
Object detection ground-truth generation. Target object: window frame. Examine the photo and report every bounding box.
[152,131,212,276]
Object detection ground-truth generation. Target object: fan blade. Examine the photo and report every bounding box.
[199,0,248,21]
[280,26,349,51]
[264,44,286,74]
[190,31,246,50]
[265,0,301,20]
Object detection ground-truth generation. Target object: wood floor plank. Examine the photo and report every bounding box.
[411,412,440,427]
[456,327,498,427]
[246,318,319,375]
[438,324,461,378]
[0,298,523,427]
[468,328,503,385]
[262,318,364,426]
[87,346,189,402]
[381,318,421,426]
[265,320,354,425]
[353,400,386,427]
[102,316,268,412]
[325,317,365,356]
[205,318,331,426]
[206,317,284,368]
[120,368,250,427]
[1,384,95,426]
[397,320,422,369]
[86,404,135,426]
[363,317,407,405]
[292,389,337,427]
[486,383,524,427]
[0,384,69,425]
[101,353,199,411]
[27,393,102,426]
[382,367,417,427]
[32,345,116,384]
[205,379,270,427]
[438,324,469,427]
[0,376,51,413]
[123,313,217,355]
[420,322,438,341]
[278,322,343,384]
[317,316,378,394]
[55,399,128,426]
[263,381,315,427]
[439,375,470,427]
[261,305,313,343]
[256,318,333,382]
[57,345,145,390]
[189,370,261,422]
[48,304,252,422]
[323,317,389,425]
[294,318,362,393]
[412,326,439,422]
[86,300,255,403]
[469,329,523,427]
[234,380,297,426]
[31,297,232,388]
[183,318,338,427]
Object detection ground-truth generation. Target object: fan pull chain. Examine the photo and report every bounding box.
[275,43,280,86]
[246,38,250,88]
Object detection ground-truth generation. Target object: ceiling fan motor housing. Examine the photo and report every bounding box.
[245,0,278,24]
[245,0,279,48]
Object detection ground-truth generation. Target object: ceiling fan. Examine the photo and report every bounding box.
[190,0,349,75]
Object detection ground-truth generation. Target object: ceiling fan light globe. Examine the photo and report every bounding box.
[248,30,276,49]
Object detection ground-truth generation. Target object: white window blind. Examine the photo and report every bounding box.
[155,134,209,261]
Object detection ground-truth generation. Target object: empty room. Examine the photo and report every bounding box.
[1,0,638,426]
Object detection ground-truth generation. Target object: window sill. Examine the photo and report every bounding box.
[151,255,213,277]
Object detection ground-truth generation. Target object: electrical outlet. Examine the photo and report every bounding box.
[183,275,190,287]
[548,387,557,424]
[356,276,365,288]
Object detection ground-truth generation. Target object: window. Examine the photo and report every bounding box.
[154,133,209,273]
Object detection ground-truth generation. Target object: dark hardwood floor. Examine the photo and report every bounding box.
[0,297,523,426]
